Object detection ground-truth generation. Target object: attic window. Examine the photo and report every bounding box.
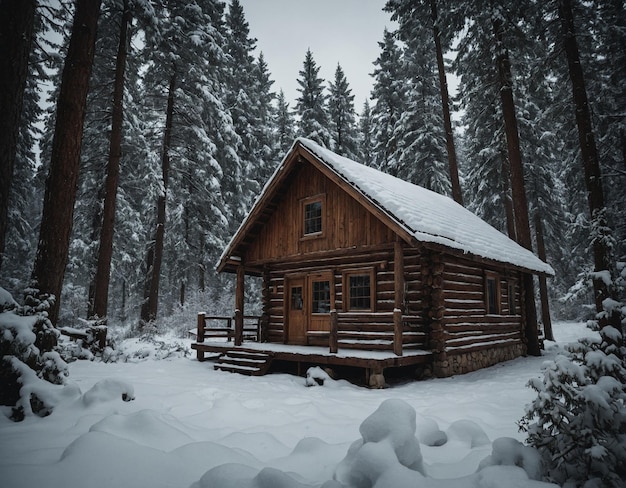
[301,194,325,238]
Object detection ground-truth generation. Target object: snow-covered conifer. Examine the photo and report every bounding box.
[327,64,359,159]
[295,49,331,147]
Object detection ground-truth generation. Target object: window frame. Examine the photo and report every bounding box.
[343,268,376,312]
[484,271,501,315]
[310,277,332,314]
[507,279,517,315]
[300,194,326,240]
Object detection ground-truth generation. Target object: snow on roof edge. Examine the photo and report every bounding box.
[216,139,301,269]
[297,138,554,276]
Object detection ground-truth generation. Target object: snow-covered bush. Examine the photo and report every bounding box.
[57,317,110,362]
[521,323,626,486]
[305,366,335,386]
[0,287,69,420]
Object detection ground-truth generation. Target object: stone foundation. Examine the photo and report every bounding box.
[433,343,526,377]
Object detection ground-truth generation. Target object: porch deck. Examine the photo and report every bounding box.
[191,338,433,372]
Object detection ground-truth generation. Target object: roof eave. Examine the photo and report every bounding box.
[216,140,308,273]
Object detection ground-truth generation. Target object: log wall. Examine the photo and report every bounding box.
[262,247,427,353]
[433,254,526,376]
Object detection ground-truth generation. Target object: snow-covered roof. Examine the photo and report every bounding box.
[220,138,554,275]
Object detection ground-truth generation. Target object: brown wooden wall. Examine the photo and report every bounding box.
[245,156,526,359]
[245,162,395,265]
[441,255,524,355]
[262,247,427,352]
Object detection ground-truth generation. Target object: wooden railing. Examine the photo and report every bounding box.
[328,311,428,356]
[194,311,428,357]
[195,313,261,343]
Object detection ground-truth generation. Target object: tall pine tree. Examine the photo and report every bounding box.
[328,64,359,159]
[295,49,331,147]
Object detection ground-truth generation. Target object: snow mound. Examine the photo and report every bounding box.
[415,414,447,447]
[217,431,292,462]
[192,464,314,488]
[445,419,491,448]
[269,437,348,483]
[478,437,543,480]
[81,378,135,406]
[89,409,194,450]
[333,398,425,486]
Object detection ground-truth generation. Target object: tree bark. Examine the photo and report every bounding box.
[430,0,463,205]
[91,0,131,319]
[500,149,517,240]
[140,69,176,326]
[558,0,619,329]
[0,0,36,273]
[493,17,541,356]
[534,211,554,341]
[31,0,102,326]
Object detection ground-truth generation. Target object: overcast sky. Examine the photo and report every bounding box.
[238,0,396,112]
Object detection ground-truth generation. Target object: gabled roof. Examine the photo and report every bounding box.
[218,138,554,276]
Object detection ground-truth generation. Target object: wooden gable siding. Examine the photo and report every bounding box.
[262,246,427,353]
[441,255,524,354]
[244,161,396,266]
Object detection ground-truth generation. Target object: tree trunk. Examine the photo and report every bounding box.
[430,0,463,205]
[0,0,36,273]
[500,149,517,240]
[91,0,131,319]
[198,238,205,291]
[558,0,620,329]
[31,0,102,326]
[534,211,554,340]
[140,70,176,326]
[493,17,541,355]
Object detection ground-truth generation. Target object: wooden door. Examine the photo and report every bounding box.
[308,272,333,332]
[287,277,306,344]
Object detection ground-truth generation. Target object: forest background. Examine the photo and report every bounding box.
[0,0,624,336]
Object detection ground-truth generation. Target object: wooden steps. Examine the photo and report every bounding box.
[214,350,273,376]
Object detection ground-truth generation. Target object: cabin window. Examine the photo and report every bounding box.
[343,269,375,311]
[312,280,331,313]
[507,281,516,315]
[304,201,322,234]
[301,194,325,238]
[485,272,501,315]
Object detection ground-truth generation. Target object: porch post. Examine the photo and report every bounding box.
[329,309,338,353]
[394,238,405,356]
[235,264,244,346]
[196,312,205,361]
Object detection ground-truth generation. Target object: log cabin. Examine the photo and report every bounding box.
[192,138,554,383]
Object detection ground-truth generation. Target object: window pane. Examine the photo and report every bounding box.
[312,280,330,313]
[487,278,497,314]
[508,283,516,315]
[291,286,303,310]
[304,201,322,234]
[349,274,371,310]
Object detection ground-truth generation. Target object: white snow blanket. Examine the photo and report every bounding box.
[0,322,595,487]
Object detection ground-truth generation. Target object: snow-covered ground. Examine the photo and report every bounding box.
[0,321,596,487]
